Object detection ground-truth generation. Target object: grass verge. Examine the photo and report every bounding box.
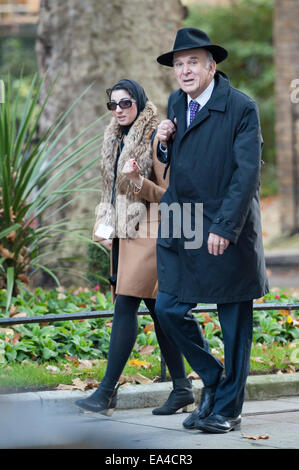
[1,343,298,394]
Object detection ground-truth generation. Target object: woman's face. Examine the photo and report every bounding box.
[110,89,138,126]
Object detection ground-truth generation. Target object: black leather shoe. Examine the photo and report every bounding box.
[182,385,217,429]
[152,378,194,415]
[195,413,241,433]
[75,385,119,415]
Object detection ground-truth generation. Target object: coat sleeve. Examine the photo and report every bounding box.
[208,101,263,245]
[135,135,169,203]
[156,91,178,165]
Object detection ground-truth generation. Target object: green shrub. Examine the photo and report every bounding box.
[0,287,298,364]
[0,75,105,310]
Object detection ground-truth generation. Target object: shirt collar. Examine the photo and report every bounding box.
[187,78,215,109]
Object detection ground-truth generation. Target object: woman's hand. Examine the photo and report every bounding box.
[122,158,143,187]
[101,239,112,251]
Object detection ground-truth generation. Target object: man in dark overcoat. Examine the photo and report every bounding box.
[154,28,269,433]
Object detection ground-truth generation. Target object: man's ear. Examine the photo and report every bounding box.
[209,60,217,76]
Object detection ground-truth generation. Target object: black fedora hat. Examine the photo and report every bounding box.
[157,28,228,66]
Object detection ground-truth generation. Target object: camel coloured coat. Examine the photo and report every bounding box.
[93,101,168,300]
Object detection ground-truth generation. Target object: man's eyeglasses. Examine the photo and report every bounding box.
[107,98,135,111]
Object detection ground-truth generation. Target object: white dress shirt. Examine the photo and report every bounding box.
[186,78,215,126]
[159,78,215,154]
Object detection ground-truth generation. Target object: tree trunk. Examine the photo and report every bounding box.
[274,0,299,235]
[35,0,185,285]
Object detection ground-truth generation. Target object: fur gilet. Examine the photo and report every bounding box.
[95,101,159,238]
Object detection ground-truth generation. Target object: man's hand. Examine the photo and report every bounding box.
[208,233,230,256]
[156,119,177,147]
[122,158,143,187]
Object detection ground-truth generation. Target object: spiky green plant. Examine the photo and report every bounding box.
[0,74,105,311]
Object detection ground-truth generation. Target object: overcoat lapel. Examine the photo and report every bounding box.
[172,94,211,144]
[172,92,187,142]
[171,72,230,144]
[184,107,210,137]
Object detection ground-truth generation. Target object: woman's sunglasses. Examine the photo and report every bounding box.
[107,98,135,111]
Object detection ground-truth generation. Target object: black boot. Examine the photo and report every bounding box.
[183,385,217,429]
[152,378,194,415]
[75,384,119,415]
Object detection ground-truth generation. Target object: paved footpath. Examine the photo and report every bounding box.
[1,391,299,450]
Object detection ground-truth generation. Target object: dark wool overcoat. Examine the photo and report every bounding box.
[157,71,269,304]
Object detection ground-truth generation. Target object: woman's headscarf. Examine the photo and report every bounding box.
[106,79,148,133]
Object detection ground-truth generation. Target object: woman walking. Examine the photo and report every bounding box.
[76,79,194,416]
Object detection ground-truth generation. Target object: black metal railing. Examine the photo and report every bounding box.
[1,302,298,381]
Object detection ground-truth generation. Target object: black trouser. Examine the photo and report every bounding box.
[155,290,253,417]
[99,294,187,393]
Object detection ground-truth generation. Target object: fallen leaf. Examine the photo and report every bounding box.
[17,274,29,284]
[56,377,98,391]
[11,332,21,345]
[122,373,153,385]
[187,371,200,380]
[118,374,127,385]
[280,309,291,317]
[250,357,265,363]
[128,358,151,368]
[55,383,77,391]
[241,433,269,440]
[72,377,98,391]
[152,376,161,383]
[9,305,18,316]
[9,312,27,319]
[6,231,16,242]
[138,345,156,356]
[201,312,213,323]
[285,365,296,373]
[77,359,95,369]
[0,245,14,259]
[144,322,155,333]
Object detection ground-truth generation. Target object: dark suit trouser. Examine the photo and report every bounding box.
[155,290,253,417]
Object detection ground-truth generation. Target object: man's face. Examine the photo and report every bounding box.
[173,48,216,99]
